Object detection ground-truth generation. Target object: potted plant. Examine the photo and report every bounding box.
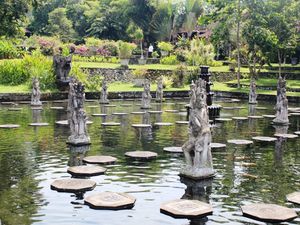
[158,41,173,57]
[117,41,136,67]
[133,28,147,65]
[132,68,148,87]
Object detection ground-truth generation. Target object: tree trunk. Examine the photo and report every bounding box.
[237,0,241,89]
[278,49,282,78]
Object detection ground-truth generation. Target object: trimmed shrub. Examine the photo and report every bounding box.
[0,40,21,59]
[160,55,179,65]
[0,59,28,85]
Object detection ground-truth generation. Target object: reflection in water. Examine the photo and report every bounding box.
[32,108,42,123]
[273,125,288,166]
[68,145,90,166]
[140,112,152,141]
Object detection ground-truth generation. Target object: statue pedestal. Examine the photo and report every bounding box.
[99,100,109,104]
[67,135,91,146]
[56,79,70,92]
[180,166,215,180]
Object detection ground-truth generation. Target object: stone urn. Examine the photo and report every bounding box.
[138,58,147,65]
[120,59,130,67]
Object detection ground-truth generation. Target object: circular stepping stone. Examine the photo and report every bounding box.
[286,192,300,204]
[83,155,117,165]
[215,118,232,122]
[120,104,132,107]
[1,102,15,105]
[50,106,64,110]
[104,105,116,107]
[175,121,189,125]
[31,107,43,110]
[8,108,22,111]
[131,124,151,128]
[163,147,183,153]
[241,203,297,223]
[248,115,264,119]
[288,107,300,112]
[227,139,253,145]
[67,165,106,176]
[29,123,49,126]
[55,120,93,125]
[148,111,163,114]
[154,122,173,126]
[160,199,213,219]
[252,136,277,142]
[125,151,157,160]
[274,133,298,139]
[85,99,96,102]
[165,110,179,113]
[51,178,96,193]
[294,131,300,135]
[211,143,226,149]
[131,111,146,115]
[112,112,128,116]
[19,101,30,104]
[87,105,99,108]
[232,117,248,120]
[263,115,276,118]
[92,114,107,117]
[222,107,236,110]
[53,100,66,103]
[241,173,258,179]
[231,99,241,102]
[101,122,121,126]
[85,192,136,210]
[290,113,300,116]
[255,107,267,110]
[0,124,20,129]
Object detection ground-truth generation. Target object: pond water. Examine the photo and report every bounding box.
[0,98,299,225]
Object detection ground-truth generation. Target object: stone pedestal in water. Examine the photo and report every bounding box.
[67,78,91,146]
[99,80,109,104]
[156,77,164,102]
[180,79,214,180]
[273,76,289,125]
[249,78,257,104]
[141,79,152,109]
[31,77,42,106]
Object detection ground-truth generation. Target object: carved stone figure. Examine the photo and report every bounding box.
[156,77,164,102]
[53,48,73,81]
[249,78,257,104]
[99,79,109,104]
[141,79,152,109]
[31,77,42,106]
[67,77,90,145]
[181,79,214,180]
[273,76,289,125]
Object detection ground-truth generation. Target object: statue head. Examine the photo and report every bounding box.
[191,79,207,109]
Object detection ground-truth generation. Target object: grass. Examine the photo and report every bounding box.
[0,84,30,93]
[108,82,189,92]
[227,78,300,89]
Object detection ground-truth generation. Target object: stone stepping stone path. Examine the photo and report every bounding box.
[241,203,297,223]
[120,104,132,107]
[252,136,277,142]
[286,192,300,204]
[175,121,189,125]
[83,155,117,165]
[288,107,300,112]
[1,102,15,105]
[165,110,179,113]
[131,111,146,115]
[222,107,237,110]
[87,105,99,108]
[211,143,226,149]
[31,107,43,110]
[215,118,232,122]
[55,120,93,125]
[163,147,183,153]
[262,115,276,118]
[101,122,121,126]
[148,111,163,114]
[92,113,107,117]
[67,165,106,176]
[50,106,64,110]
[29,123,49,126]
[294,131,300,135]
[227,139,253,145]
[0,124,20,129]
[232,117,248,120]
[85,99,96,102]
[255,107,267,110]
[85,192,136,210]
[274,133,298,139]
[160,199,213,219]
[290,113,300,116]
[112,112,128,116]
[53,100,66,103]
[103,105,117,107]
[125,151,157,160]
[51,178,96,193]
[154,122,173,126]
[248,115,264,119]
[231,99,241,102]
[8,108,22,111]
[19,101,30,104]
[131,124,152,128]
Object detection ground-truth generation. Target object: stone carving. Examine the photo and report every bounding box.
[67,78,91,145]
[156,77,164,102]
[99,79,109,104]
[53,47,73,81]
[181,79,214,179]
[273,76,289,125]
[141,79,152,109]
[249,78,257,104]
[31,77,42,106]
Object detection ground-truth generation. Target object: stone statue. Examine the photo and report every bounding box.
[31,77,42,106]
[181,79,214,180]
[141,79,152,109]
[67,77,91,145]
[99,79,109,104]
[53,47,73,81]
[249,78,257,104]
[273,76,289,125]
[156,77,164,102]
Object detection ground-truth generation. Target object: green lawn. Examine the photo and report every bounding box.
[0,84,30,93]
[227,78,300,89]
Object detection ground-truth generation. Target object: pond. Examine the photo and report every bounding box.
[0,98,299,225]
